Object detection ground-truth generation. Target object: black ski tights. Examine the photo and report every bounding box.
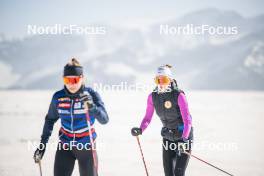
[162,138,192,176]
[54,144,97,176]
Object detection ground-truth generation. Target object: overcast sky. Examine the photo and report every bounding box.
[0,0,264,38]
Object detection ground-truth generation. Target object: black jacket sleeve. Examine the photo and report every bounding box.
[89,89,109,124]
[40,94,59,144]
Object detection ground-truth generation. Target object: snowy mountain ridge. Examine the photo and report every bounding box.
[0,8,263,90]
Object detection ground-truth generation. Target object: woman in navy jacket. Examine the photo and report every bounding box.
[33,58,109,176]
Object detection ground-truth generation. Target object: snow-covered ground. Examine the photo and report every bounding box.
[0,90,263,176]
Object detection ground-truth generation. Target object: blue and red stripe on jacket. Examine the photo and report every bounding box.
[40,86,109,145]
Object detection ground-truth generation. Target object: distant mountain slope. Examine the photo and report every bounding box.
[0,8,263,90]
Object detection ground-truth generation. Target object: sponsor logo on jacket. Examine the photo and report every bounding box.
[58,109,71,114]
[58,97,71,102]
[74,102,82,109]
[58,103,71,108]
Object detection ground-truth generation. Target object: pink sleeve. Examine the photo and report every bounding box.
[178,92,192,139]
[140,93,154,132]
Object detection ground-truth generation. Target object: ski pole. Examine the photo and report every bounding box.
[37,160,43,176]
[135,136,149,176]
[183,151,234,176]
[34,152,43,176]
[84,103,98,176]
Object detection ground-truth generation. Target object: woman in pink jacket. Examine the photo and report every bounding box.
[131,65,193,176]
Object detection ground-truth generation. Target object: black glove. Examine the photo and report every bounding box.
[33,143,46,163]
[131,127,142,136]
[177,138,189,156]
[79,93,95,110]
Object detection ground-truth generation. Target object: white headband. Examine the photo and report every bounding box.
[156,66,172,78]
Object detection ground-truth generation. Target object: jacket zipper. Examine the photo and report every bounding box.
[70,99,75,142]
[161,94,167,127]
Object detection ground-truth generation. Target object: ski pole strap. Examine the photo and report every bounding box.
[184,151,234,176]
[136,136,149,176]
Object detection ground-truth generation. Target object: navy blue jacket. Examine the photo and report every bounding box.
[40,86,109,145]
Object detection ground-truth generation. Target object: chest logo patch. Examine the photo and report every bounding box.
[164,101,172,109]
[58,97,70,102]
[58,103,70,108]
[74,102,82,109]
